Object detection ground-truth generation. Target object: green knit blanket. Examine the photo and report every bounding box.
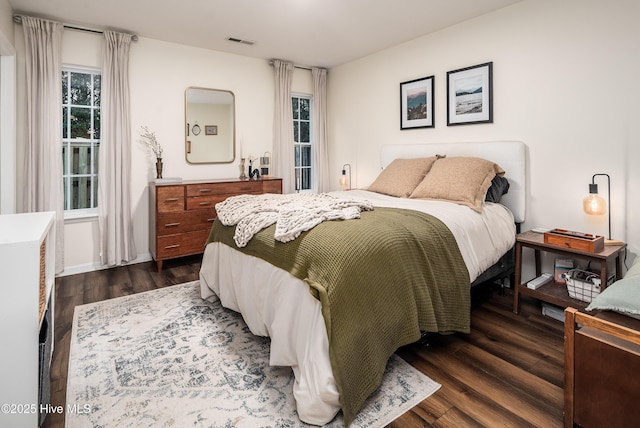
[206,207,470,425]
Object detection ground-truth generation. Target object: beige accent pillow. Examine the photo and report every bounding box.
[409,157,505,212]
[367,157,438,198]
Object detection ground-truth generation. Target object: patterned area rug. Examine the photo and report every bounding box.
[66,281,440,427]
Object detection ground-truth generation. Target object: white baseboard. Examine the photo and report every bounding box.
[58,252,153,277]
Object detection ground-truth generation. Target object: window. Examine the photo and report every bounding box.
[292,95,313,191]
[62,67,101,212]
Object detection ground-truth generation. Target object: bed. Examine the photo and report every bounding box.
[200,141,526,425]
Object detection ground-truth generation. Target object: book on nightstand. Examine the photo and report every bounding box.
[542,302,565,323]
[554,259,574,284]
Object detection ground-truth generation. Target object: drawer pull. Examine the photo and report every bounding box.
[164,222,181,227]
[240,186,253,191]
[207,218,215,222]
[164,244,180,249]
[199,201,213,206]
[164,197,180,202]
[199,188,213,193]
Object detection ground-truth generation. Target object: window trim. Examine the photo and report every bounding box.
[64,207,98,222]
[62,65,101,214]
[292,92,314,192]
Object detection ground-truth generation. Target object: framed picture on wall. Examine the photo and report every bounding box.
[205,125,218,136]
[400,75,434,130]
[447,62,493,126]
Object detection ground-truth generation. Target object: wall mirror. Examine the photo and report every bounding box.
[185,87,235,164]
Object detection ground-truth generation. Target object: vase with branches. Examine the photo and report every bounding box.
[140,126,164,178]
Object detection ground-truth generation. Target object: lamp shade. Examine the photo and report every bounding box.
[583,173,613,241]
[260,151,271,166]
[260,152,271,176]
[583,194,606,215]
[339,164,351,189]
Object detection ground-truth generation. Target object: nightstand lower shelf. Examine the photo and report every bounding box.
[516,282,589,311]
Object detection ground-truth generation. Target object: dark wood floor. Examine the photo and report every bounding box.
[43,256,564,428]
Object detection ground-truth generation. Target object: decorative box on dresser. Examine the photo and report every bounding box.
[0,211,56,427]
[150,178,282,271]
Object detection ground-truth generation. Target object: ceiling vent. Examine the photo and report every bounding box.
[226,37,255,46]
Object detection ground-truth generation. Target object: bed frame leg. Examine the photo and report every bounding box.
[418,331,436,347]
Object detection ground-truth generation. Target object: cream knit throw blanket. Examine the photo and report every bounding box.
[215,193,374,247]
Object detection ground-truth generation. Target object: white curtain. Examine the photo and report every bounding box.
[272,59,295,194]
[21,16,65,273]
[98,31,137,266]
[312,67,330,192]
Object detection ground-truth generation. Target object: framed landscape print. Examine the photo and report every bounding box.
[447,62,493,126]
[400,75,434,129]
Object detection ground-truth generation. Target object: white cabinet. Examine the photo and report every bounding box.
[0,212,56,427]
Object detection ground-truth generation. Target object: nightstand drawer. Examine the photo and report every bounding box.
[157,186,185,212]
[156,209,216,235]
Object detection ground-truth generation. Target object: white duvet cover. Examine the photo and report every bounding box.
[199,190,516,425]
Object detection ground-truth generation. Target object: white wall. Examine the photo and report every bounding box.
[13,28,314,274]
[328,0,640,269]
[0,0,13,49]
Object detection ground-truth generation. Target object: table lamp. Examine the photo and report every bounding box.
[339,164,351,190]
[583,173,623,245]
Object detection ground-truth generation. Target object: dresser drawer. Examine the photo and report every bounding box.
[262,179,282,194]
[156,209,216,236]
[186,195,229,211]
[156,229,211,258]
[187,181,262,197]
[156,186,185,212]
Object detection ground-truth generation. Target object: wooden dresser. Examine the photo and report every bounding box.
[149,178,282,271]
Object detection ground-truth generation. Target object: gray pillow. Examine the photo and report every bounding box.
[485,175,510,203]
[586,257,640,319]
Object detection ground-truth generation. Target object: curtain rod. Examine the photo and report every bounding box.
[13,14,138,41]
[268,59,313,71]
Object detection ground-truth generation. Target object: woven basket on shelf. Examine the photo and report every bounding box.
[39,241,46,321]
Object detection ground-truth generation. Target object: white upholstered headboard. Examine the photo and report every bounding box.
[380,141,526,223]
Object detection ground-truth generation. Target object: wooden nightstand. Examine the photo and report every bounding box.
[513,230,626,314]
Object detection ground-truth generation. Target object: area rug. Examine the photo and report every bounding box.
[66,281,440,427]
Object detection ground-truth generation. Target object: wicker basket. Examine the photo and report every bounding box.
[562,269,601,303]
[39,241,46,322]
